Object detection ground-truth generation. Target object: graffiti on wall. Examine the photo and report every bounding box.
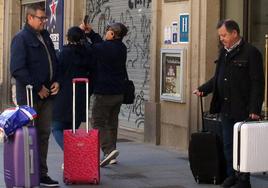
[86,0,151,129]
[128,0,152,9]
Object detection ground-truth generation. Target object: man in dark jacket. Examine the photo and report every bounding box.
[194,19,264,188]
[80,22,128,167]
[10,3,59,187]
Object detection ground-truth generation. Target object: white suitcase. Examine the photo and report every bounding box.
[233,121,268,173]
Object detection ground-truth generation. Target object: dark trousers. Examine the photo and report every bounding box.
[91,94,123,155]
[220,114,236,177]
[34,99,52,177]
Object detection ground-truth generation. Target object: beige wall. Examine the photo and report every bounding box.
[1,0,21,109]
[146,0,220,150]
[160,0,189,150]
[63,0,86,44]
[0,0,4,85]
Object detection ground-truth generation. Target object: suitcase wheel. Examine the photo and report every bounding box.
[195,176,200,184]
[93,179,99,184]
[63,178,71,185]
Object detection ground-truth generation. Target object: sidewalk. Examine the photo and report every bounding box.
[1,136,268,188]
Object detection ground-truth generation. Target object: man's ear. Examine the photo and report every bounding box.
[27,14,33,23]
[111,31,115,38]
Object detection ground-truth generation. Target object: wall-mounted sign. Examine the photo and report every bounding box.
[172,22,178,44]
[46,0,64,51]
[160,48,186,103]
[179,13,189,43]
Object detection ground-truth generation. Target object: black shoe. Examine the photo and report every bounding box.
[232,173,251,188]
[221,175,237,188]
[232,179,251,188]
[40,176,59,187]
[100,149,119,167]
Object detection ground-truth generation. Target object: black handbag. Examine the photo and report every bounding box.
[123,79,135,104]
[123,67,135,104]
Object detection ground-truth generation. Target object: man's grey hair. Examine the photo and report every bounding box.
[25,3,45,23]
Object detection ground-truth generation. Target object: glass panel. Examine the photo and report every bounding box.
[223,0,244,35]
[249,0,268,56]
[21,0,45,5]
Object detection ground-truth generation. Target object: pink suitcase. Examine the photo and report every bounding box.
[4,85,40,188]
[63,78,100,184]
[233,121,268,173]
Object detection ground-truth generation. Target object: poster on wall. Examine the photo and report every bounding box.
[160,48,186,103]
[46,0,64,51]
[165,56,180,94]
[179,13,189,43]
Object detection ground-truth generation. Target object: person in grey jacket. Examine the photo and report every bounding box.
[193,19,264,188]
[10,3,59,187]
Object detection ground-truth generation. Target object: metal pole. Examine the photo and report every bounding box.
[264,34,268,119]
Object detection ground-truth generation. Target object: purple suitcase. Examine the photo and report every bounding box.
[4,126,40,187]
[4,85,40,188]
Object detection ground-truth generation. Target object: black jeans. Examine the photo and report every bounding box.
[34,99,53,177]
[220,114,236,177]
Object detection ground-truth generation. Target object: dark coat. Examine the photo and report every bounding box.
[10,24,59,105]
[52,44,91,123]
[87,31,127,95]
[198,39,264,121]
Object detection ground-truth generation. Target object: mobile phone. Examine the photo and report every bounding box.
[83,15,89,25]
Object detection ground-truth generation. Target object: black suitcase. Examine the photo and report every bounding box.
[203,112,223,140]
[188,97,226,184]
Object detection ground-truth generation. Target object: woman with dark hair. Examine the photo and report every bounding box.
[51,26,92,151]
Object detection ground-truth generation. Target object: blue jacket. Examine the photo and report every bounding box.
[10,24,59,105]
[87,31,127,95]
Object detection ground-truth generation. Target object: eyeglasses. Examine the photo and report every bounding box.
[32,15,48,22]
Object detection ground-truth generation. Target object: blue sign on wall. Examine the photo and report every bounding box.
[46,0,64,51]
[179,14,189,43]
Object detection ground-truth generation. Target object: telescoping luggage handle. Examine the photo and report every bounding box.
[26,85,34,107]
[26,85,35,126]
[72,78,89,134]
[200,96,205,131]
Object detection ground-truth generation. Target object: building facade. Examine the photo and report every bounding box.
[0,0,267,150]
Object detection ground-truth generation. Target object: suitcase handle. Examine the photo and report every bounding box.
[200,96,205,131]
[26,85,33,107]
[26,85,35,126]
[72,78,89,83]
[72,78,89,133]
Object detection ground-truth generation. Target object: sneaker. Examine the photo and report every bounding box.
[40,176,59,187]
[109,159,117,165]
[100,149,119,167]
[221,175,237,188]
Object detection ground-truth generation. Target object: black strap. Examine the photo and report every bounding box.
[124,63,129,81]
[200,96,205,131]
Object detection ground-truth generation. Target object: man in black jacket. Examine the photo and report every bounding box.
[194,19,264,188]
[10,3,59,187]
